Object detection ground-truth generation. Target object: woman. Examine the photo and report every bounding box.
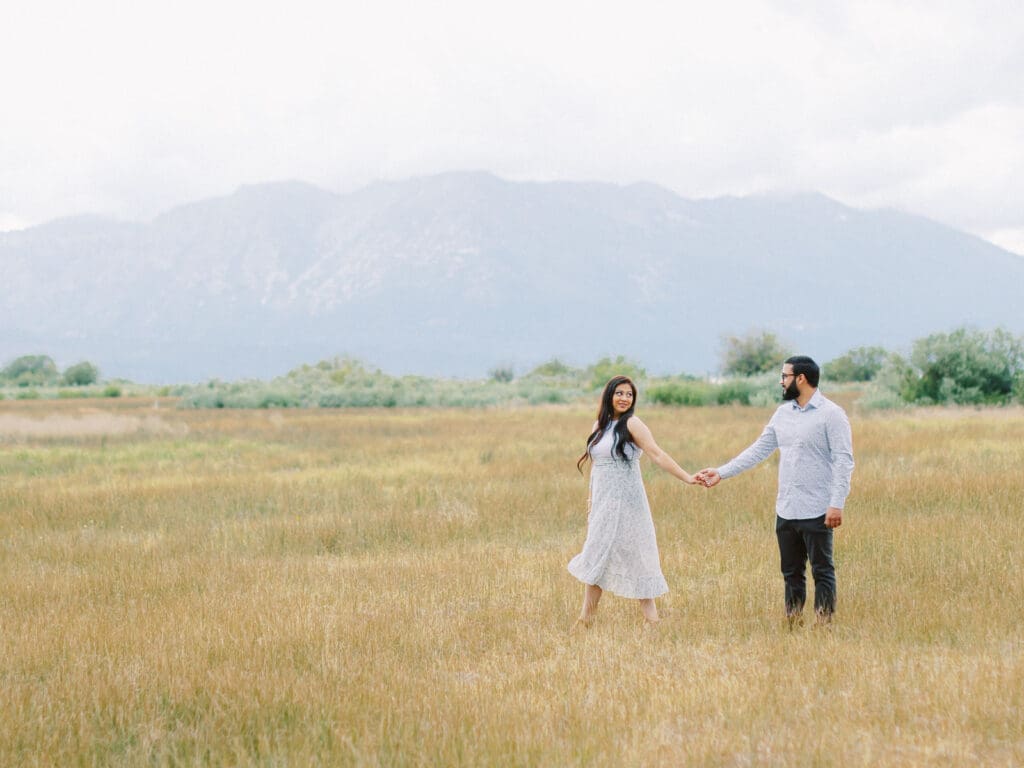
[568,375,698,628]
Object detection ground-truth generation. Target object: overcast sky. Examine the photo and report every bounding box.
[2,0,1022,254]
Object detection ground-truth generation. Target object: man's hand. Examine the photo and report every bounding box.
[825,507,843,528]
[695,468,721,488]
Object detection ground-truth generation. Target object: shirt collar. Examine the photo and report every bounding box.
[791,388,823,412]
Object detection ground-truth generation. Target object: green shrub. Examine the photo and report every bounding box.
[858,386,908,411]
[57,389,90,399]
[489,366,515,383]
[749,389,780,408]
[715,379,755,405]
[102,385,122,398]
[647,381,714,406]
[528,389,567,405]
[720,331,789,376]
[586,356,646,390]
[527,358,577,378]
[902,327,1023,405]
[318,357,374,385]
[824,346,890,382]
[2,355,59,386]
[256,390,301,408]
[61,361,100,386]
[317,388,397,408]
[316,392,348,408]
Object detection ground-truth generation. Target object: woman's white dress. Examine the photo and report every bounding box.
[567,422,668,599]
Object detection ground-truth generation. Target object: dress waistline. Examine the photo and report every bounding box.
[591,456,639,467]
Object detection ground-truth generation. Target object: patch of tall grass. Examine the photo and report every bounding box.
[2,398,1022,765]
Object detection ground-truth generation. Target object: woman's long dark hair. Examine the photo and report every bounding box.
[577,375,638,472]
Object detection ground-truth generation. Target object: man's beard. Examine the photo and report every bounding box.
[782,380,800,401]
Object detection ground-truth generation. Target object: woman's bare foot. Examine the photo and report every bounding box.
[570,614,596,634]
[639,598,660,625]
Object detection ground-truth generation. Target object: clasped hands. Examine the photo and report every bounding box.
[692,468,721,487]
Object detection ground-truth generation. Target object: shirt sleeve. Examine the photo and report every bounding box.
[717,419,779,479]
[827,408,855,508]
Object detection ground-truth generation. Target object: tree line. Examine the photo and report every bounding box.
[720,327,1024,406]
[4,325,1022,408]
[0,355,99,387]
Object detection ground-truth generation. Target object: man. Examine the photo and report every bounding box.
[697,356,854,626]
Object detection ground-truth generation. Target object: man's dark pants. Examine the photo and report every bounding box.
[775,514,835,617]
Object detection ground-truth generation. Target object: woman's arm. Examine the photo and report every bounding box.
[627,416,697,484]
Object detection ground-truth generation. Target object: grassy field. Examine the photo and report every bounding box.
[1,397,1022,766]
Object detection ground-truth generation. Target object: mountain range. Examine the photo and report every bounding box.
[2,171,1022,383]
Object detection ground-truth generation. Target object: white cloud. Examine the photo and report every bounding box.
[987,229,1024,257]
[0,213,30,232]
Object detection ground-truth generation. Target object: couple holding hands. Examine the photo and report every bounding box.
[568,356,855,629]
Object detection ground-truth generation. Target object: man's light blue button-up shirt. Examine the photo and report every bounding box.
[717,389,854,520]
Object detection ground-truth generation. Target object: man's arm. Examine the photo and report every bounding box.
[825,408,855,528]
[827,409,854,507]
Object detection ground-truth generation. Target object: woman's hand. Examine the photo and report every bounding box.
[694,468,721,487]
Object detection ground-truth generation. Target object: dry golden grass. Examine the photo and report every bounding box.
[1,397,1022,766]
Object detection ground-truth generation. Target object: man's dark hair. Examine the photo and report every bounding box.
[786,355,820,387]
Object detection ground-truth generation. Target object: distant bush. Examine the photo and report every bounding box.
[825,346,889,382]
[586,356,646,390]
[527,358,577,378]
[2,355,60,387]
[489,366,515,383]
[317,388,398,408]
[855,327,1024,409]
[315,356,373,385]
[715,379,756,405]
[61,361,100,386]
[57,388,91,399]
[900,327,1023,405]
[646,375,777,407]
[102,385,122,398]
[647,380,714,406]
[857,386,907,410]
[720,331,789,376]
[527,388,568,405]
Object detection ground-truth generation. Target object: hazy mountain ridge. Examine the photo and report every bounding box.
[2,172,1022,383]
